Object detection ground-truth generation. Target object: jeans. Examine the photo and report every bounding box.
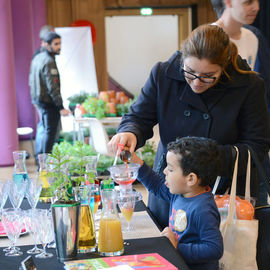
[35,104,60,159]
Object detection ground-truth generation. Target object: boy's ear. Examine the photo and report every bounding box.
[187,172,199,187]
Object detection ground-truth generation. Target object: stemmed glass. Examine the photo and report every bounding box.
[117,191,142,232]
[23,210,42,254]
[26,177,42,209]
[1,208,24,256]
[35,209,54,258]
[8,180,28,210]
[0,180,10,214]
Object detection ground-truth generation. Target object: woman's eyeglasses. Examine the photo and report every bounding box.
[182,69,216,84]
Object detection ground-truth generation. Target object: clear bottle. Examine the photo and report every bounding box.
[98,182,124,256]
[12,150,29,184]
[38,153,53,202]
[73,186,96,253]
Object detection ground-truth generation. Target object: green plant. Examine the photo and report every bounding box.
[116,96,137,116]
[140,141,156,168]
[47,144,72,202]
[47,141,97,202]
[83,97,108,119]
[67,91,89,105]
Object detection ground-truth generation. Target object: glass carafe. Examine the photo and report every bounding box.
[38,153,53,202]
[98,184,124,256]
[84,156,99,185]
[73,186,96,253]
[12,150,29,184]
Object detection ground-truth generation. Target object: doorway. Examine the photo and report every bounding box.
[105,8,192,96]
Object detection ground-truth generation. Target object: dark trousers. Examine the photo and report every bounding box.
[35,104,60,159]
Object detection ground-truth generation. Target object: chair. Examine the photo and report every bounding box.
[86,118,113,156]
[16,127,35,157]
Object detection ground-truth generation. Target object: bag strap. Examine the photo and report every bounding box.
[212,176,221,195]
[245,150,251,201]
[227,146,239,223]
[246,145,270,196]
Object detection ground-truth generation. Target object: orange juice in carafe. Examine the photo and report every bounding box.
[98,218,123,253]
[98,182,124,256]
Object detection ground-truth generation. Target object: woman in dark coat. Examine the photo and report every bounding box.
[108,24,270,229]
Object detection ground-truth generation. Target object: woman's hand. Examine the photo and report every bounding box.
[108,132,137,155]
[161,226,178,249]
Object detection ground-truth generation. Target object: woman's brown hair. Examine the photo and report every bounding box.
[181,24,255,78]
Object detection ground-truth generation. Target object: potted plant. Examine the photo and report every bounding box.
[67,91,89,113]
[82,96,108,119]
[48,141,97,262]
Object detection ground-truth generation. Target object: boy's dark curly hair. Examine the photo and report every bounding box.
[167,136,222,187]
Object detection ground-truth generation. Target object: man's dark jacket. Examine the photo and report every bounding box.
[29,50,64,110]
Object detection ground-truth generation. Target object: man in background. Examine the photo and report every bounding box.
[33,25,54,58]
[211,0,270,205]
[211,0,270,106]
[29,32,70,163]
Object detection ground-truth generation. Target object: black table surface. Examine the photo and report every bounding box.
[1,199,190,270]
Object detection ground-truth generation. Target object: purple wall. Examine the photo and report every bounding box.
[0,0,19,165]
[11,0,36,132]
[32,0,47,52]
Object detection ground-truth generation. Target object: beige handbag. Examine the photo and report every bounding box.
[219,147,258,270]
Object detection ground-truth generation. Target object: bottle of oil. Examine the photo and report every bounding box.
[38,153,53,202]
[73,186,96,253]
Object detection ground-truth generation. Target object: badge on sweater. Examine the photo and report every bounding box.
[174,209,187,232]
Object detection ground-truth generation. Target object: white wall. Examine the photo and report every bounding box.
[105,15,179,96]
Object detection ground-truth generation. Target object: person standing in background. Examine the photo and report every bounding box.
[33,25,54,58]
[211,0,270,205]
[29,32,70,163]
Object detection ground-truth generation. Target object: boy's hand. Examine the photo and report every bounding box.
[161,227,178,249]
[131,152,144,166]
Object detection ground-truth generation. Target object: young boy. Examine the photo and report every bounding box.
[132,136,223,270]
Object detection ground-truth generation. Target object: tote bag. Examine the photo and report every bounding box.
[219,147,258,270]
[246,145,270,270]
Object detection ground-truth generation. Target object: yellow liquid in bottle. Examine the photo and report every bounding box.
[39,170,53,200]
[120,208,134,222]
[98,218,123,253]
[78,205,96,252]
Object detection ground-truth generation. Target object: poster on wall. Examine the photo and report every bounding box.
[55,26,98,105]
[55,26,98,131]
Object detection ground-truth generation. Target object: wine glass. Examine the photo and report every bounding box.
[0,180,10,214]
[23,210,42,254]
[8,180,27,210]
[117,191,142,232]
[35,209,54,258]
[26,177,42,209]
[1,208,24,256]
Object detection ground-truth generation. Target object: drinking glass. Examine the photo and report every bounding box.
[0,180,10,214]
[35,209,54,258]
[8,180,27,210]
[1,208,24,256]
[117,191,142,232]
[26,177,42,209]
[23,210,42,254]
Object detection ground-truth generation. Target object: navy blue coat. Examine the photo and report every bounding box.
[117,51,270,229]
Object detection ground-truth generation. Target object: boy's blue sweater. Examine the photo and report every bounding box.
[138,163,223,270]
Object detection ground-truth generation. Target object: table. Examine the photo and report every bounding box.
[0,199,190,270]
